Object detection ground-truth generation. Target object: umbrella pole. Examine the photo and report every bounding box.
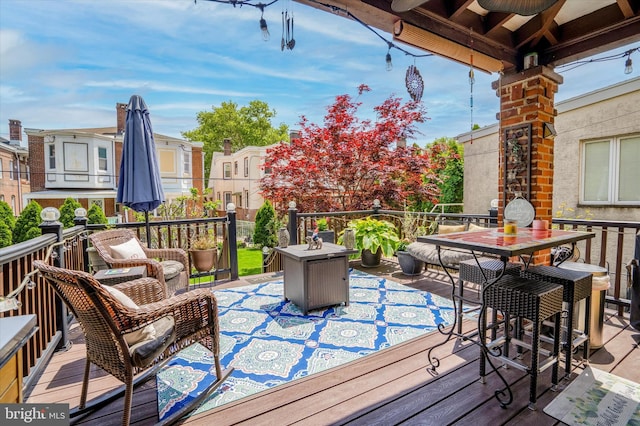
[145,211,152,248]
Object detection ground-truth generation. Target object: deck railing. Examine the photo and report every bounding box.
[1,206,637,399]
[0,209,238,396]
[282,208,638,313]
[0,223,87,394]
[554,218,640,315]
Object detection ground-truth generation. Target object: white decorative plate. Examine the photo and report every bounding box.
[504,197,535,227]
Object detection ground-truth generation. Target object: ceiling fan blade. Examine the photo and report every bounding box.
[477,0,559,16]
[391,0,428,13]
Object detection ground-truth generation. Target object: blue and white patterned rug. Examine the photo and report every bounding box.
[157,269,460,421]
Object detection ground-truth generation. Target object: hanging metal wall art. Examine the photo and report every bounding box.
[502,123,532,203]
[405,65,424,101]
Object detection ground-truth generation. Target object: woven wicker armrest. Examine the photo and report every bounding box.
[136,289,220,353]
[105,258,164,284]
[144,247,189,269]
[112,277,167,304]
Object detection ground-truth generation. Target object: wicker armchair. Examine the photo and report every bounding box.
[33,260,232,426]
[89,228,189,296]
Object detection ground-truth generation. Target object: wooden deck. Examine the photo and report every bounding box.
[27,259,639,425]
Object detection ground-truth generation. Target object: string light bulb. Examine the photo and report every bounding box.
[385,42,393,71]
[624,55,633,74]
[259,6,269,41]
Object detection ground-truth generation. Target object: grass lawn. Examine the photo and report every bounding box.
[189,247,263,285]
[237,247,263,276]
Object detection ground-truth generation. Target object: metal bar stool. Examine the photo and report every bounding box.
[520,265,592,377]
[482,275,563,410]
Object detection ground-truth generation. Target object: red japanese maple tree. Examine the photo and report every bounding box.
[259,85,441,214]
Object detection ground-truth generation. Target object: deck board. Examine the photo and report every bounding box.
[25,260,639,425]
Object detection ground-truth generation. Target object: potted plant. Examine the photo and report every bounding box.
[340,217,400,267]
[395,212,425,276]
[307,217,335,244]
[189,231,218,272]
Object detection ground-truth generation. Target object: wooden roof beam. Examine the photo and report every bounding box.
[617,0,635,18]
[514,0,564,49]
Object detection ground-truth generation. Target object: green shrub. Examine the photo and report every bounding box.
[59,198,82,228]
[87,204,108,225]
[253,200,278,248]
[0,221,12,248]
[0,200,16,232]
[13,201,42,243]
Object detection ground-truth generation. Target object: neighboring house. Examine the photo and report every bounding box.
[459,77,640,222]
[0,120,30,215]
[208,139,272,221]
[23,103,204,219]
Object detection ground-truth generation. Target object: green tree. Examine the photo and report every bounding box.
[59,198,82,228]
[182,100,289,181]
[13,201,42,243]
[417,138,464,213]
[0,200,16,233]
[0,220,12,248]
[87,204,108,225]
[253,200,278,248]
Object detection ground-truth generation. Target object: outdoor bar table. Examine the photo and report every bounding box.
[418,227,595,408]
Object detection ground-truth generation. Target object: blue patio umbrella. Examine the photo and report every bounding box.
[116,95,165,246]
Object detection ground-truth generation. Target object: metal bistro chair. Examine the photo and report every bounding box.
[89,228,189,297]
[33,260,233,426]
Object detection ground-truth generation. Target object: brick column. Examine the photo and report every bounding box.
[492,66,563,264]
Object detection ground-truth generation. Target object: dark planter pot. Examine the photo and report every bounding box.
[190,249,216,272]
[361,248,382,268]
[396,250,424,276]
[307,230,335,244]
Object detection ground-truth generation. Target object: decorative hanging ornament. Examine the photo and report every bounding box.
[405,65,424,102]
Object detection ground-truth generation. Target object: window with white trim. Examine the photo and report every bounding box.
[9,160,14,180]
[98,147,108,172]
[581,135,640,205]
[48,144,56,169]
[223,162,231,179]
[224,192,232,206]
[183,151,191,175]
[244,157,249,177]
[244,189,249,208]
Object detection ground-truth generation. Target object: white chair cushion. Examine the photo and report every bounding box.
[468,223,487,232]
[111,238,147,260]
[102,285,156,346]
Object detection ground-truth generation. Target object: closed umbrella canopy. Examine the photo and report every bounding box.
[117,95,165,242]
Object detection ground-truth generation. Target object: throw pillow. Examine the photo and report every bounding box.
[111,238,147,260]
[468,223,487,232]
[437,224,467,234]
[102,285,156,346]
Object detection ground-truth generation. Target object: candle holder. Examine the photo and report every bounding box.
[504,219,518,236]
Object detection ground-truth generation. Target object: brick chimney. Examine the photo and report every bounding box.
[9,119,22,145]
[116,103,127,134]
[223,138,232,155]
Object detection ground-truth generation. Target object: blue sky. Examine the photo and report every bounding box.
[1,0,637,146]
